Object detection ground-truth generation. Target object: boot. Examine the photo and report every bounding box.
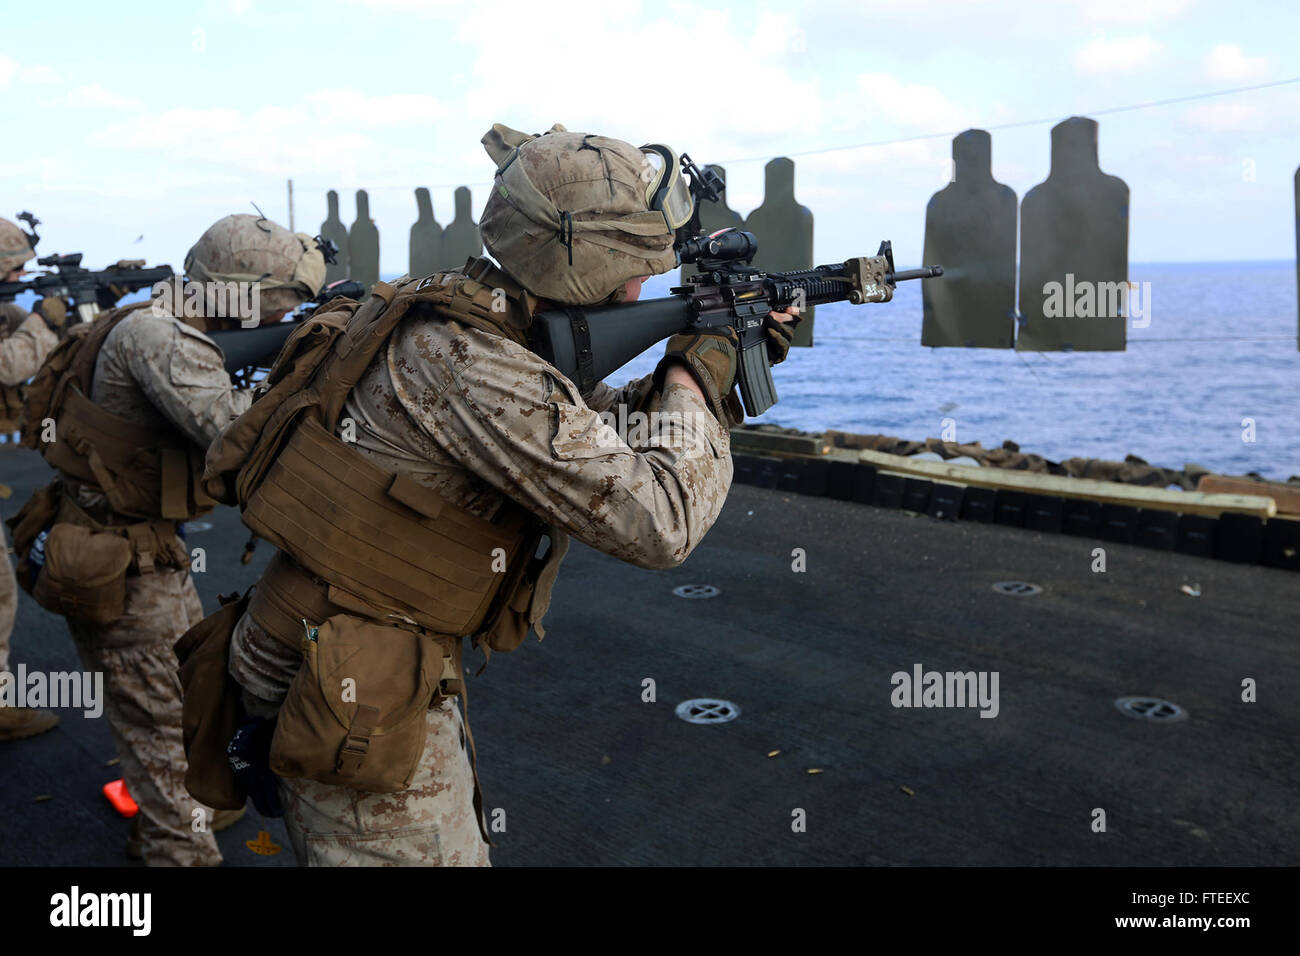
[127,806,246,860]
[0,707,59,741]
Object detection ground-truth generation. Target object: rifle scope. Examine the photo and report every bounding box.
[676,229,759,266]
[36,253,82,268]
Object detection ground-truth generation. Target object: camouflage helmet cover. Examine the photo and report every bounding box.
[0,217,36,275]
[479,123,679,306]
[184,213,327,312]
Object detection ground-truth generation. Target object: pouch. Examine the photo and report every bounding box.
[269,614,446,793]
[6,482,61,592]
[31,523,132,625]
[474,524,550,655]
[174,590,253,811]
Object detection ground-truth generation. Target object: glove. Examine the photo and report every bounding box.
[32,297,67,331]
[764,310,801,365]
[227,716,283,818]
[653,327,740,425]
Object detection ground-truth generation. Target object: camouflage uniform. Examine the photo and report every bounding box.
[229,310,733,866]
[63,305,252,866]
[0,304,58,389]
[1,302,58,737]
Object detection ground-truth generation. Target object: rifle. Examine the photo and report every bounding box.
[528,155,942,415]
[206,161,943,415]
[529,233,940,416]
[209,278,366,377]
[0,252,175,324]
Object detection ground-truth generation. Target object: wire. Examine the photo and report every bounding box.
[295,75,1300,190]
[713,75,1300,163]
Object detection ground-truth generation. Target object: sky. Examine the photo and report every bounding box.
[2,0,1299,276]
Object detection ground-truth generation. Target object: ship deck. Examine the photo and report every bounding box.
[2,443,1295,867]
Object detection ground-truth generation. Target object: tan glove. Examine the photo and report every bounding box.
[764,310,801,365]
[32,297,68,330]
[653,328,740,425]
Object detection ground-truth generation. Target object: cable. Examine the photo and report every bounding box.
[713,75,1300,163]
[296,74,1300,190]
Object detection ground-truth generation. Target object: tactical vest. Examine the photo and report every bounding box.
[205,257,556,657]
[0,383,22,433]
[20,301,215,522]
[6,303,219,613]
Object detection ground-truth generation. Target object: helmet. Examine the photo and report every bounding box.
[479,123,687,306]
[184,214,327,315]
[0,217,36,275]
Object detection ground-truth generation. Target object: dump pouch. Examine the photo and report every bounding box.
[6,481,61,592]
[269,613,447,793]
[175,590,254,811]
[30,524,132,626]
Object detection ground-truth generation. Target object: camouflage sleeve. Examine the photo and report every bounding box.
[123,318,253,448]
[401,324,733,570]
[0,313,57,386]
[581,373,656,416]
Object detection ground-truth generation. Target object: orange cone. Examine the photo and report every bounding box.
[103,778,139,818]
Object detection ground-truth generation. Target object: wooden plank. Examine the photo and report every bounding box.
[1198,475,1300,516]
[729,429,827,457]
[856,449,1276,518]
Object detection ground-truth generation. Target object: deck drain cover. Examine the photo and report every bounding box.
[1115,697,1187,721]
[673,584,720,599]
[180,521,213,534]
[992,580,1042,596]
[675,699,740,724]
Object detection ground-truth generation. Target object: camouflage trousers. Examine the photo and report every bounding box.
[68,567,222,867]
[0,527,16,672]
[230,612,490,866]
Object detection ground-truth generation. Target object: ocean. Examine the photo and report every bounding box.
[615,260,1300,482]
[8,260,1297,480]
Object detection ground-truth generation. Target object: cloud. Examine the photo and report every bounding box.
[449,6,831,168]
[1075,0,1193,23]
[1181,101,1264,132]
[1074,34,1162,74]
[303,90,448,127]
[0,55,60,88]
[1204,44,1274,82]
[64,83,143,110]
[849,73,969,132]
[81,88,457,190]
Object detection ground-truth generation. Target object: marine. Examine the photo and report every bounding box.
[0,214,64,741]
[198,124,798,865]
[7,213,325,863]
